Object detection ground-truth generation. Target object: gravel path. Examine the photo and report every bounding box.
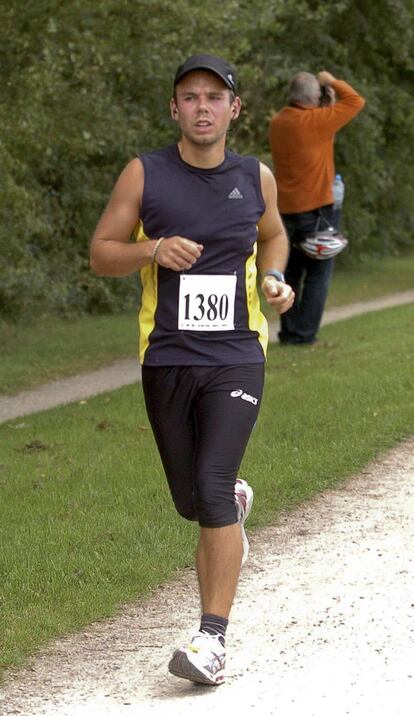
[1,290,413,424]
[1,292,414,715]
[1,438,414,715]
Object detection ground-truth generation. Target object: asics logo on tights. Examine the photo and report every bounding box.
[230,389,258,406]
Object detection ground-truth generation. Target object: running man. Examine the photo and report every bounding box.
[90,54,294,685]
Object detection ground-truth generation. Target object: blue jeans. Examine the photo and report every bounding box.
[279,205,336,344]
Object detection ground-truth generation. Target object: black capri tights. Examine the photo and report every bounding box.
[142,363,264,528]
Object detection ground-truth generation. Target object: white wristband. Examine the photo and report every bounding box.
[152,237,166,263]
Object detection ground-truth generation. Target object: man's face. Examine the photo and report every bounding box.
[171,71,241,147]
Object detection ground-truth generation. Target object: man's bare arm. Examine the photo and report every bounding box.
[257,164,294,315]
[90,158,203,276]
[90,159,151,276]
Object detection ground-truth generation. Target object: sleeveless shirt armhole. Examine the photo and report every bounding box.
[254,160,266,217]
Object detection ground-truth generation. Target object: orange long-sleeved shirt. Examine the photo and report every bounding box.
[268,80,365,214]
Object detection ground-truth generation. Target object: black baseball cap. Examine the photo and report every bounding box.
[173,54,237,92]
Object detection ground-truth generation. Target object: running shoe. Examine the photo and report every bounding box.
[168,631,225,685]
[235,478,254,566]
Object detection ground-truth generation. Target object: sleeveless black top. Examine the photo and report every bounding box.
[136,144,269,366]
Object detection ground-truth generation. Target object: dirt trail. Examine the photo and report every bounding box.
[1,290,413,424]
[1,438,414,715]
[1,292,414,715]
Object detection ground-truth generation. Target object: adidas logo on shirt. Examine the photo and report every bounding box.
[228,187,243,199]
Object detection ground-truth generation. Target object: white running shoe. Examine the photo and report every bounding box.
[235,478,254,566]
[168,631,225,685]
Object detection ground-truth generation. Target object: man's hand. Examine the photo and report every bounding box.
[261,276,295,315]
[156,236,204,271]
[317,71,336,86]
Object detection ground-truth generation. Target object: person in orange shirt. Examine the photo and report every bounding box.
[269,71,365,344]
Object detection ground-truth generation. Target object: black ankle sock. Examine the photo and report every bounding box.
[200,613,228,645]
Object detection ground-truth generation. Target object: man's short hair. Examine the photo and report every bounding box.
[289,72,320,106]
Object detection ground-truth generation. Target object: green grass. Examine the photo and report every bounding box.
[1,250,413,395]
[1,303,413,669]
[247,304,414,523]
[0,394,195,666]
[0,312,138,395]
[326,250,414,307]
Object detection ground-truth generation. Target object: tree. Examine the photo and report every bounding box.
[1,0,413,322]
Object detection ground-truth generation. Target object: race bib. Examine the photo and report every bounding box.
[178,274,237,331]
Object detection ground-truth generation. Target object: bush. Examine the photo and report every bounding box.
[1,0,413,323]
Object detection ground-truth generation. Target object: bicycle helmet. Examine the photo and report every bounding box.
[299,227,348,260]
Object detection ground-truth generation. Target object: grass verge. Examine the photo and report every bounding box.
[326,250,414,307]
[1,250,413,395]
[0,303,413,669]
[0,312,137,395]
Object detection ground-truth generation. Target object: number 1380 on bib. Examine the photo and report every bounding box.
[178,274,237,331]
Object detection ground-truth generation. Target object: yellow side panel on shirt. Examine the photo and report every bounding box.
[245,243,269,357]
[135,222,157,363]
[135,225,268,363]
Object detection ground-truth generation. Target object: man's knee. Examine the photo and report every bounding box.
[195,492,238,528]
[172,495,198,522]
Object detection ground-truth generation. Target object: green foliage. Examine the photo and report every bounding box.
[1,0,413,323]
